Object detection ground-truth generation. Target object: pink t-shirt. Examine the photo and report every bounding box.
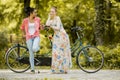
[20,17,41,40]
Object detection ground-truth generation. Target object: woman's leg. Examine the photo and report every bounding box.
[33,37,40,52]
[59,34,72,73]
[26,39,34,70]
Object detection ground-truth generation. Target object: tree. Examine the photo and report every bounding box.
[105,0,114,43]
[23,0,30,17]
[94,0,106,45]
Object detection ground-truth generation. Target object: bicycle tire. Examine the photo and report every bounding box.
[76,46,104,73]
[6,45,30,73]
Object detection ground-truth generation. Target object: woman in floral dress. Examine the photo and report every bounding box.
[46,6,72,74]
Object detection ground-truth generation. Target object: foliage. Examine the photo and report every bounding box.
[0,0,120,69]
[0,0,23,34]
[0,31,8,51]
[98,44,120,69]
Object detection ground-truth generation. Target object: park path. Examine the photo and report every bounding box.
[0,69,120,80]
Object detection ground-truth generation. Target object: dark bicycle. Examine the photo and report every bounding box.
[71,27,104,73]
[5,26,104,73]
[5,28,52,73]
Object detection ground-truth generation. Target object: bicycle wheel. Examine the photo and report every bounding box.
[6,45,30,73]
[76,46,104,73]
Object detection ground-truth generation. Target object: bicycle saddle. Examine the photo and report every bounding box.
[71,26,83,32]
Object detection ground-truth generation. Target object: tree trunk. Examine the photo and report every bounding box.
[24,0,30,8]
[35,0,39,9]
[106,0,114,43]
[94,0,106,45]
[71,3,80,43]
[24,0,30,17]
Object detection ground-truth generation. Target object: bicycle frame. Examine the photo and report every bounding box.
[71,30,84,57]
[71,31,92,63]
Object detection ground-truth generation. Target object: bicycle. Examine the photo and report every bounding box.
[5,28,52,73]
[5,26,104,73]
[71,27,104,73]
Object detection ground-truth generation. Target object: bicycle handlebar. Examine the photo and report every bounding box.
[44,25,84,40]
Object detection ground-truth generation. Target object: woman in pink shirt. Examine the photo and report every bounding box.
[20,7,42,73]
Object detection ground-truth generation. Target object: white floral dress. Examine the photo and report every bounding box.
[46,16,72,73]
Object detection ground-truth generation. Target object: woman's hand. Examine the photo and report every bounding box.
[44,24,50,27]
[48,35,53,40]
[43,25,50,30]
[39,24,45,30]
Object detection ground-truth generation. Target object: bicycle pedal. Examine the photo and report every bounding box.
[36,61,41,65]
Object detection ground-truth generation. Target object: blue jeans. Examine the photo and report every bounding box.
[26,37,40,70]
